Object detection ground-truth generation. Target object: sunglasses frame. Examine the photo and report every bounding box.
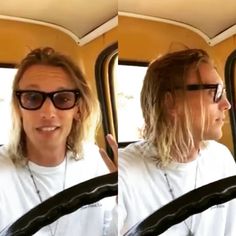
[15,89,80,110]
[175,84,224,103]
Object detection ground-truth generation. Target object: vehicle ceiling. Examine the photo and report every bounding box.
[119,0,236,46]
[1,0,236,46]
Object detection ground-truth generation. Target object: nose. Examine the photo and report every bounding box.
[39,97,56,119]
[219,95,231,111]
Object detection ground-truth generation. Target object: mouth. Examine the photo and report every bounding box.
[215,118,225,123]
[36,126,60,132]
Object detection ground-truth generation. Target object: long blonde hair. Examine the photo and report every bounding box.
[8,47,100,164]
[141,49,211,167]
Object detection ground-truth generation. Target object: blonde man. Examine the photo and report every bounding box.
[0,47,116,235]
[119,49,236,235]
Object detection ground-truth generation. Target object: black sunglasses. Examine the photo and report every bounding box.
[176,84,224,103]
[15,90,80,110]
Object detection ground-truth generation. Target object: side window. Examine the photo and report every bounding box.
[225,50,236,157]
[0,65,17,144]
[96,47,149,150]
[95,43,118,159]
[115,61,148,147]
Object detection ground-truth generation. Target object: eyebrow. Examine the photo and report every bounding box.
[20,84,39,89]
[19,84,74,90]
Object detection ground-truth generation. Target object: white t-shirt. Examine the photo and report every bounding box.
[0,143,115,236]
[119,140,236,236]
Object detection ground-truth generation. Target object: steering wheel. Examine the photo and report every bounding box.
[0,172,118,236]
[124,175,236,236]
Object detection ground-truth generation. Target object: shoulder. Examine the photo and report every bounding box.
[0,146,17,185]
[0,145,12,165]
[119,139,157,160]
[201,140,236,175]
[119,140,157,177]
[119,140,154,158]
[203,140,233,157]
[72,142,109,175]
[0,145,7,157]
[119,140,146,165]
[70,142,102,163]
[82,142,100,156]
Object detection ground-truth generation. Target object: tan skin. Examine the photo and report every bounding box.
[102,63,230,166]
[99,134,118,172]
[98,62,231,167]
[97,63,231,166]
[18,65,78,166]
[18,64,118,170]
[173,62,231,162]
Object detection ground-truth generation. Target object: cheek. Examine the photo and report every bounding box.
[188,100,202,122]
[61,112,76,132]
[20,112,35,137]
[21,112,32,127]
[204,107,218,128]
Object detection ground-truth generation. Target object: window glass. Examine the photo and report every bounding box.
[224,50,236,157]
[0,68,17,144]
[115,63,147,143]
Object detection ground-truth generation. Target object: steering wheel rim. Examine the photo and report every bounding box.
[0,172,118,236]
[124,175,236,236]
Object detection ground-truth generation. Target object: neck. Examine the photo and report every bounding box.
[26,141,66,167]
[173,142,201,163]
[186,147,200,162]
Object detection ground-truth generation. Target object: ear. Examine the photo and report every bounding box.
[73,106,81,121]
[164,92,177,116]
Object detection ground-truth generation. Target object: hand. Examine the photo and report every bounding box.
[99,134,118,172]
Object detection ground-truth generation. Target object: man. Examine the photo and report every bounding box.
[0,47,116,235]
[119,49,236,235]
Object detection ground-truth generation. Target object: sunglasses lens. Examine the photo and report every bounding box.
[53,91,76,109]
[20,92,43,109]
[16,90,79,110]
[214,85,223,103]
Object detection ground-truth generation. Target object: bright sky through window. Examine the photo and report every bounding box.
[0,68,17,144]
[115,63,147,143]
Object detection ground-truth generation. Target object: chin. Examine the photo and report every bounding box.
[206,132,223,141]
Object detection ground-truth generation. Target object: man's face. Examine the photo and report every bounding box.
[183,62,231,142]
[18,64,79,150]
